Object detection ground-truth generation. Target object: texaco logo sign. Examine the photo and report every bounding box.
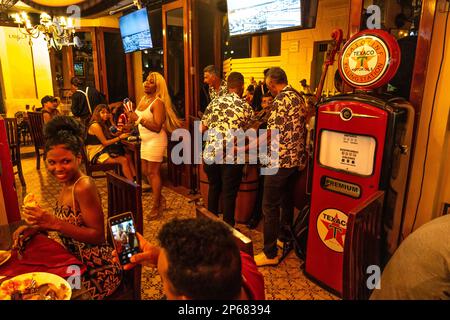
[340,35,389,87]
[316,208,348,253]
[339,30,400,90]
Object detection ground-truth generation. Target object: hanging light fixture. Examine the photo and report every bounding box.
[11,10,77,50]
[0,0,18,12]
[0,0,18,22]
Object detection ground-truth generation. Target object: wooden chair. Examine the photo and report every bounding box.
[195,205,254,256]
[81,147,120,179]
[5,118,26,186]
[27,112,45,169]
[14,111,31,145]
[106,172,143,300]
[342,191,385,300]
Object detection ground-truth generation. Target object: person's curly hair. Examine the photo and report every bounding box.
[158,218,242,300]
[44,116,85,156]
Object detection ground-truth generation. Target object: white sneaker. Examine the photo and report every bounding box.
[277,239,285,249]
[254,252,279,267]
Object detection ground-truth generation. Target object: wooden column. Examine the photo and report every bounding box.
[260,34,269,57]
[251,36,260,57]
[347,0,363,38]
[408,0,437,112]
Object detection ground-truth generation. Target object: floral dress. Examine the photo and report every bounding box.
[53,176,122,300]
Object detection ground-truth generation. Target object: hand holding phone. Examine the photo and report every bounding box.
[109,212,140,265]
[123,98,133,112]
[112,232,160,270]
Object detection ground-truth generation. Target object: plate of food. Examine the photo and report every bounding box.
[0,250,11,266]
[0,272,72,300]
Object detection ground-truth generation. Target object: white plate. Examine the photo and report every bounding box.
[0,272,72,300]
[0,250,11,266]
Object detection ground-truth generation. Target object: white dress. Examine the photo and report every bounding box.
[135,98,168,162]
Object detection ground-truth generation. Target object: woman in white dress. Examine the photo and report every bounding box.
[129,72,181,218]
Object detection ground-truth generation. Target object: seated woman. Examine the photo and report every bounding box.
[85,104,135,181]
[23,116,122,300]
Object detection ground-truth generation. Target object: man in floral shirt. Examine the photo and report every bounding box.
[201,72,254,227]
[203,65,228,102]
[254,67,307,267]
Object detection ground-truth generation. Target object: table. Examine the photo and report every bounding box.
[0,221,91,300]
[122,140,142,186]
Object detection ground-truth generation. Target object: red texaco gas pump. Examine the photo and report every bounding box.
[305,29,415,296]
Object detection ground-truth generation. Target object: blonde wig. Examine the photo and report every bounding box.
[146,72,182,133]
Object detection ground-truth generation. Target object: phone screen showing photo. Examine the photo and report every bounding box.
[110,214,140,265]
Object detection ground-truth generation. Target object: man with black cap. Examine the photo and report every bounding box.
[70,76,107,128]
[41,95,60,124]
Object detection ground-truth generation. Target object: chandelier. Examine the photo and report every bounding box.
[0,0,18,12]
[12,11,76,50]
[0,0,18,22]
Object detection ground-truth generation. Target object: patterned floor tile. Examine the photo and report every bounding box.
[13,155,339,300]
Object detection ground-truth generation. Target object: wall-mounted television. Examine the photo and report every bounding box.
[227,0,318,37]
[119,8,153,54]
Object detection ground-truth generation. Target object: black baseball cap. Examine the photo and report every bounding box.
[41,95,57,105]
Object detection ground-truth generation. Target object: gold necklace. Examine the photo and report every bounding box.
[144,95,156,102]
[139,96,155,111]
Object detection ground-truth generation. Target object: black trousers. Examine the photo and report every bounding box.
[249,167,265,223]
[262,167,298,258]
[204,163,244,227]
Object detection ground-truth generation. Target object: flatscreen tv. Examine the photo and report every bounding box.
[119,8,153,54]
[227,0,318,37]
[73,62,85,77]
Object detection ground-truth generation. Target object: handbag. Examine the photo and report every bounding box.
[91,142,125,164]
[105,142,126,158]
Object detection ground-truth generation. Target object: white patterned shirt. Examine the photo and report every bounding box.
[202,92,254,164]
[266,85,307,169]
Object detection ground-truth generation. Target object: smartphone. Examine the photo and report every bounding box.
[108,212,140,265]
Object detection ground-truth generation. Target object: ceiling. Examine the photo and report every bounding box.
[30,0,85,6]
[18,0,129,17]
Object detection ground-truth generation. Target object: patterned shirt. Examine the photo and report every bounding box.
[202,92,254,163]
[209,79,228,102]
[266,85,307,169]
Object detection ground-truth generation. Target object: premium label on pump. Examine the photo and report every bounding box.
[339,29,400,90]
[316,209,348,253]
[321,176,361,198]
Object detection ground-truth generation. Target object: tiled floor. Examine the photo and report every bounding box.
[13,153,338,300]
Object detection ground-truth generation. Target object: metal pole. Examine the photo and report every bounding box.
[29,38,38,99]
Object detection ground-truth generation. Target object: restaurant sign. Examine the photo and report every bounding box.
[321,176,361,198]
[339,29,400,90]
[316,208,348,253]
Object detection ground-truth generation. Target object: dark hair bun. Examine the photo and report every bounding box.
[44,116,84,139]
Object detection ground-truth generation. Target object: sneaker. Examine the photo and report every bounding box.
[276,239,285,249]
[254,252,279,267]
[142,183,151,192]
